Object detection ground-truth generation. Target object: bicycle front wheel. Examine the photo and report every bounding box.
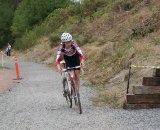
[63,78,72,108]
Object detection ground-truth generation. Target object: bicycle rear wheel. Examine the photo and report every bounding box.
[63,78,72,108]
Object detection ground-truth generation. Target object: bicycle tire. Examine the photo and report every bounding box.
[74,85,82,114]
[63,78,72,108]
[71,81,77,105]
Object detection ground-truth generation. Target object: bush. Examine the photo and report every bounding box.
[131,20,155,38]
[49,33,60,47]
[113,0,136,12]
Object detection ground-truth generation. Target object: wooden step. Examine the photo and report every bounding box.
[153,69,160,77]
[143,77,160,86]
[126,94,160,104]
[133,85,160,94]
[123,103,160,109]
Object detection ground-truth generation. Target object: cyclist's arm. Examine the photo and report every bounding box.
[73,42,85,69]
[73,42,85,62]
[55,44,63,71]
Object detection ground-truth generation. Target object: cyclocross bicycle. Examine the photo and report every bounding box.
[60,61,82,114]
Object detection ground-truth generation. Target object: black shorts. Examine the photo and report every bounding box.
[64,53,80,70]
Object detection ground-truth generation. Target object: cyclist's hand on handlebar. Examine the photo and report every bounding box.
[80,61,86,69]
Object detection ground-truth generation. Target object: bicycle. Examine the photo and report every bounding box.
[60,61,82,114]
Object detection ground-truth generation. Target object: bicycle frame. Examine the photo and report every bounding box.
[62,68,76,96]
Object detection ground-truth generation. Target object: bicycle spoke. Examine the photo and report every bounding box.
[63,79,72,108]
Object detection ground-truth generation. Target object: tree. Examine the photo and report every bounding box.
[0,0,23,9]
[0,3,14,48]
[0,0,22,48]
[11,0,70,38]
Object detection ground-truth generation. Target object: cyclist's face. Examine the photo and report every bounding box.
[65,41,72,48]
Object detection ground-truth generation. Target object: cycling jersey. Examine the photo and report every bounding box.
[56,41,84,65]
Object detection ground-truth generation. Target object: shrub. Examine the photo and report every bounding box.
[49,33,60,47]
[113,0,137,12]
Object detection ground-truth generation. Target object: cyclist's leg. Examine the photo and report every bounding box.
[62,77,67,97]
[74,68,82,114]
[74,69,80,92]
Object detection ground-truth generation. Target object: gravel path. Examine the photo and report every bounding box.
[0,61,160,130]
[0,69,15,93]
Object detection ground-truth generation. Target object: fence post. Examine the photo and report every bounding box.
[126,61,132,94]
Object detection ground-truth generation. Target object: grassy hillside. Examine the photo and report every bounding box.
[16,0,160,108]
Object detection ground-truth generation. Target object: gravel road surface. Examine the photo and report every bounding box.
[0,61,160,130]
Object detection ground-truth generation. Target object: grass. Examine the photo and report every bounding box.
[85,39,134,86]
[97,36,106,45]
[0,65,10,69]
[92,90,124,108]
[49,33,60,47]
[47,62,55,68]
[151,37,160,45]
[142,47,151,59]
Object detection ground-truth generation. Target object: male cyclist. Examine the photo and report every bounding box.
[55,32,85,96]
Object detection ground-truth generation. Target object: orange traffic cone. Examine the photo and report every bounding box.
[14,56,20,80]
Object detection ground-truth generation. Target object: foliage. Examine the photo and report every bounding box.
[13,0,121,50]
[13,5,78,50]
[0,0,23,48]
[49,33,60,47]
[0,3,14,48]
[11,0,70,38]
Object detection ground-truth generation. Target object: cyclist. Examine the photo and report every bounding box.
[55,32,85,96]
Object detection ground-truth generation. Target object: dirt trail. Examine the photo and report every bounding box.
[0,61,160,130]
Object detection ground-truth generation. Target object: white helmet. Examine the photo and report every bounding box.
[61,32,72,42]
